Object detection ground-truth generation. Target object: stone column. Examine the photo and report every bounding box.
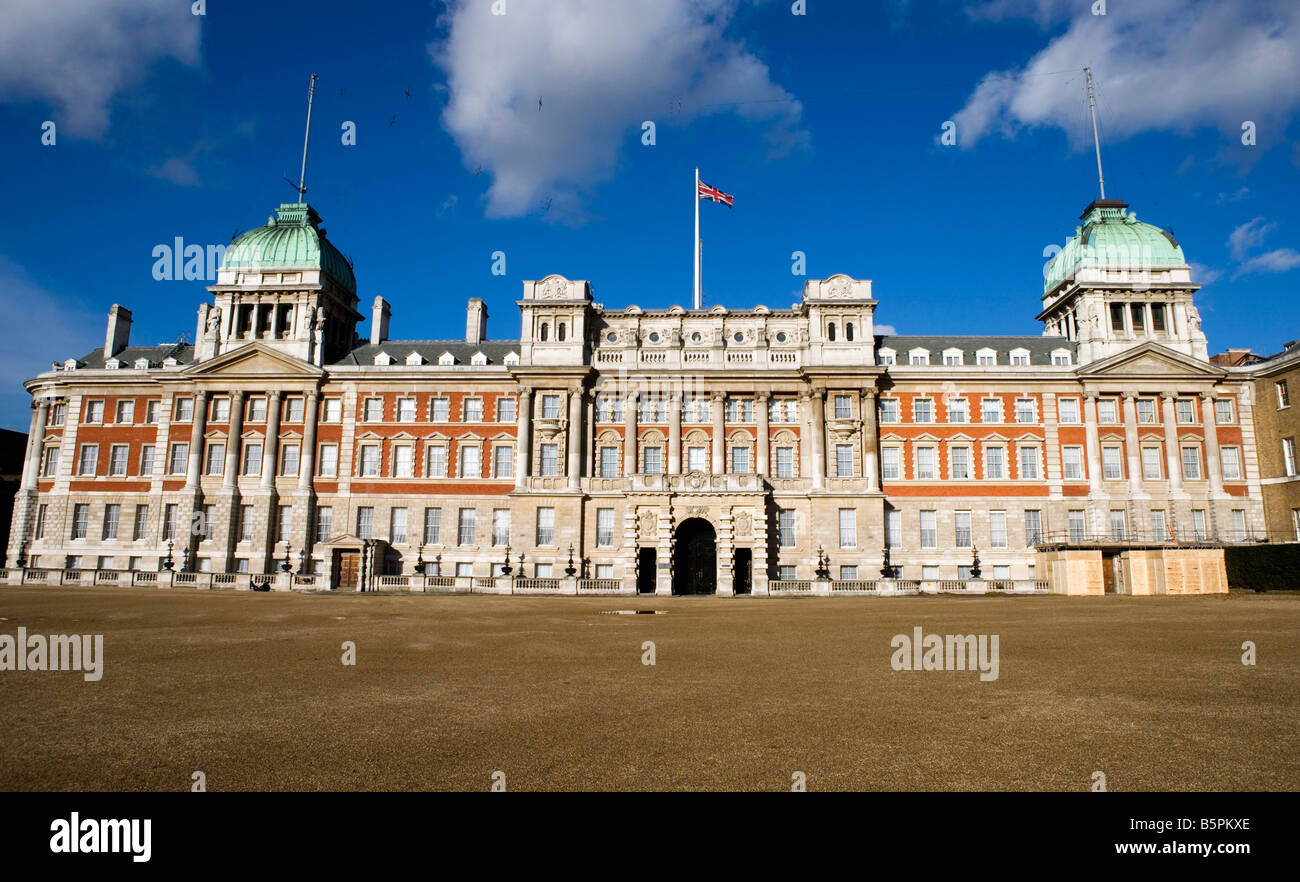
[1201,392,1223,495]
[567,386,583,491]
[298,391,319,490]
[223,391,245,488]
[755,392,770,476]
[260,391,282,489]
[515,389,532,489]
[668,393,682,475]
[1161,393,1184,495]
[862,389,879,492]
[1122,392,1144,498]
[20,399,49,490]
[809,391,826,490]
[711,391,726,474]
[1083,391,1103,496]
[185,391,210,490]
[623,390,638,476]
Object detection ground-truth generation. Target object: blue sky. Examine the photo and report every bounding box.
[0,0,1298,430]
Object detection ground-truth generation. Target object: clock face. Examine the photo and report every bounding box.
[606,332,617,342]
[649,332,660,343]
[691,332,702,343]
[776,332,787,343]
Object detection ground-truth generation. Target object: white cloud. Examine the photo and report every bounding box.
[953,0,1300,149]
[1227,217,1277,260]
[0,0,200,137]
[1236,248,1300,276]
[1188,262,1223,285]
[874,324,898,336]
[147,155,201,187]
[431,0,805,219]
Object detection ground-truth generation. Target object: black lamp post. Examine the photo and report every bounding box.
[281,542,292,573]
[181,545,193,573]
[501,545,512,576]
[880,545,893,580]
[163,540,175,572]
[564,543,576,577]
[969,545,982,580]
[14,541,26,570]
[413,549,425,575]
[814,544,830,580]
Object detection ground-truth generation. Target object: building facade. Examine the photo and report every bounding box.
[5,197,1265,594]
[1232,342,1300,541]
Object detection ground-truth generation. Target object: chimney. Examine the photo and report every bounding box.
[466,298,488,345]
[370,296,391,345]
[105,304,132,357]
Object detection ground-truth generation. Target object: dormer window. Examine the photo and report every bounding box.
[438,352,456,365]
[405,352,425,366]
[943,348,963,366]
[134,358,151,370]
[373,352,393,366]
[1010,348,1030,366]
[471,352,488,365]
[908,349,929,366]
[1051,349,1072,366]
[504,352,520,366]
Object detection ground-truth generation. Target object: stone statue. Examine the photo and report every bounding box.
[206,306,221,336]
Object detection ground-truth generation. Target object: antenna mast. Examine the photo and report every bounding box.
[295,73,319,202]
[1084,67,1105,200]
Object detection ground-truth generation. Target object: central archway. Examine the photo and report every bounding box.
[673,518,717,596]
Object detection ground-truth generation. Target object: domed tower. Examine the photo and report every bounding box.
[1039,198,1206,365]
[197,202,362,366]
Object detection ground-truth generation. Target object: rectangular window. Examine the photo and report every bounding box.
[495,397,516,422]
[168,443,189,475]
[102,504,120,540]
[944,354,961,366]
[322,399,342,422]
[1015,399,1035,423]
[1068,510,1086,543]
[1109,510,1126,541]
[947,397,967,423]
[597,395,623,422]
[162,504,179,541]
[595,564,614,579]
[542,395,561,419]
[955,511,972,548]
[492,509,510,546]
[1277,381,1290,409]
[981,399,1002,423]
[951,446,970,480]
[136,445,154,476]
[77,444,98,476]
[285,398,304,422]
[132,505,149,541]
[463,398,483,422]
[1024,510,1042,547]
[913,398,933,423]
[990,511,1007,548]
[1214,398,1234,424]
[878,399,899,423]
[1063,446,1084,480]
[427,446,447,478]
[1230,510,1247,543]
[922,565,940,579]
[459,445,481,479]
[775,447,794,479]
[1151,303,1167,332]
[318,443,339,477]
[246,397,267,422]
[241,442,262,476]
[687,446,708,472]
[238,505,253,541]
[315,506,333,543]
[778,565,798,580]
[71,504,89,539]
[276,505,291,543]
[364,398,385,422]
[730,446,750,474]
[539,444,558,477]
[390,508,408,544]
[1011,353,1029,366]
[1102,446,1123,480]
[1283,438,1297,477]
[430,398,450,422]
[1220,447,1241,481]
[977,354,995,366]
[838,508,856,548]
[280,442,301,477]
[359,445,380,478]
[357,507,374,540]
[1175,398,1196,424]
[203,442,225,476]
[1192,509,1208,541]
[1110,302,1127,333]
[535,508,554,546]
[835,444,853,477]
[1058,398,1079,423]
[1141,446,1163,480]
[881,447,900,480]
[115,400,135,424]
[392,445,413,478]
[42,447,59,477]
[915,447,936,480]
[920,510,937,548]
[397,398,417,422]
[597,508,615,547]
[1150,510,1167,541]
[1181,446,1202,480]
[533,564,551,579]
[109,444,130,476]
[778,509,796,547]
[493,446,514,479]
[81,400,106,424]
[1130,303,1146,333]
[984,446,1006,480]
[173,398,193,422]
[885,510,901,548]
[1097,399,1118,423]
[50,402,67,426]
[423,508,442,545]
[1136,398,1156,423]
[599,446,619,478]
[644,447,663,475]
[834,395,852,419]
[1018,446,1039,480]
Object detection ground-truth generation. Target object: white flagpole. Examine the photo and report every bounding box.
[693,167,701,310]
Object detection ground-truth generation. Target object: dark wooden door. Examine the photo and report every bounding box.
[337,551,360,590]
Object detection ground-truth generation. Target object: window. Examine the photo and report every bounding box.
[778,509,796,547]
[1192,509,1207,541]
[136,445,155,477]
[981,399,1002,423]
[542,395,561,419]
[70,504,90,539]
[1063,446,1084,480]
[951,446,970,480]
[534,563,552,578]
[977,353,996,366]
[909,351,928,366]
[878,399,899,423]
[109,444,130,476]
[1175,398,1196,424]
[1214,398,1234,424]
[984,446,1006,480]
[1150,510,1167,541]
[944,353,962,366]
[1151,303,1168,332]
[50,402,67,426]
[596,564,614,579]
[685,396,709,423]
[920,510,937,548]
[535,508,554,546]
[828,322,837,342]
[423,508,442,545]
[77,444,98,476]
[726,398,753,423]
[1024,510,1042,547]
[643,447,663,475]
[364,398,385,422]
[173,398,193,422]
[1230,510,1247,543]
[913,398,933,423]
[322,399,342,422]
[885,510,902,548]
[238,505,253,541]
[539,443,558,477]
[1109,510,1127,541]
[687,446,708,472]
[1277,381,1290,409]
[102,504,120,540]
[279,442,300,476]
[241,442,262,476]
[1010,353,1029,366]
[639,396,665,423]
[359,445,380,477]
[955,511,972,548]
[390,508,408,544]
[430,398,450,422]
[775,447,794,479]
[1015,399,1035,424]
[1221,447,1241,481]
[463,398,483,422]
[84,400,105,423]
[1284,438,1297,477]
[492,509,510,546]
[318,443,339,477]
[1058,398,1080,423]
[496,397,516,422]
[881,447,901,480]
[1137,398,1156,423]
[1181,446,1202,480]
[922,565,940,579]
[132,505,149,541]
[493,446,513,479]
[1141,446,1163,480]
[397,398,417,422]
[1052,353,1071,366]
[427,446,448,478]
[731,446,751,474]
[115,400,135,424]
[285,398,304,422]
[1130,303,1146,333]
[1097,399,1118,424]
[837,565,857,580]
[459,445,481,479]
[392,444,413,478]
[1068,510,1086,543]
[597,395,623,422]
[168,443,189,475]
[838,509,856,548]
[162,504,179,541]
[276,505,291,543]
[42,447,59,477]
[1110,302,1127,333]
[597,509,614,547]
[915,447,936,480]
[1102,446,1123,480]
[203,442,224,475]
[599,446,619,478]
[315,506,333,543]
[834,395,852,419]
[357,507,374,539]
[246,397,267,422]
[778,565,798,580]
[1018,446,1039,480]
[835,444,853,477]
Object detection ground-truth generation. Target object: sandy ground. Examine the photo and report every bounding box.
[0,587,1295,791]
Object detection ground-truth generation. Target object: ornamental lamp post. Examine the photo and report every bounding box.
[564,543,576,577]
[501,545,513,576]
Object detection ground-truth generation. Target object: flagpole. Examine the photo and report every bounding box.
[693,167,701,310]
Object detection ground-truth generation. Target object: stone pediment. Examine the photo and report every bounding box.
[182,342,323,380]
[1077,342,1224,380]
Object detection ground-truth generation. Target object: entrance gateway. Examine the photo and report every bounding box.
[672,518,716,596]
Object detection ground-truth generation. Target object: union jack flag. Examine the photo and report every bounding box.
[697,180,734,207]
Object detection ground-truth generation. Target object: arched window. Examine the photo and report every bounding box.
[828,322,837,342]
[557,322,567,341]
[539,322,549,342]
[846,322,855,342]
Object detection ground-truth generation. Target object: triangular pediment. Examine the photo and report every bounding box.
[182,342,323,379]
[1077,342,1225,380]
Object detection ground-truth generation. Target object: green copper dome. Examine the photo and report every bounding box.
[223,202,356,296]
[1044,199,1186,294]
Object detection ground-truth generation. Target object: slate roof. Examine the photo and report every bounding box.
[67,343,195,370]
[334,340,522,366]
[875,335,1075,366]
